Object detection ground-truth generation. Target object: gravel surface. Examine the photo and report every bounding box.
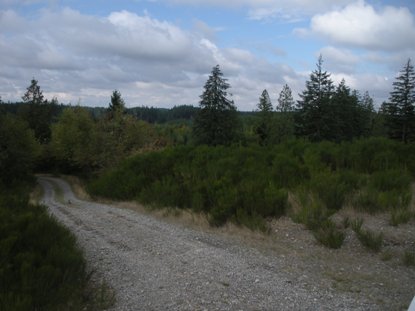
[38,176,414,311]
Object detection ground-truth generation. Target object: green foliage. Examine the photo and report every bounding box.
[354,170,412,213]
[352,224,383,252]
[311,172,355,211]
[0,114,40,186]
[296,55,334,141]
[89,138,415,231]
[313,220,345,249]
[384,59,415,143]
[390,208,412,226]
[193,65,240,146]
[20,79,55,144]
[50,106,155,172]
[108,89,125,116]
[89,145,292,228]
[255,89,274,145]
[0,188,90,310]
[403,250,415,266]
[350,218,364,232]
[296,57,377,142]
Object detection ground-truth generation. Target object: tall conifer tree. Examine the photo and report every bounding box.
[296,55,334,141]
[385,59,415,143]
[255,89,273,145]
[193,65,239,145]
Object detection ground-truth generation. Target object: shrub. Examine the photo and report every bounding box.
[370,169,411,193]
[234,208,268,232]
[311,172,353,211]
[354,188,380,213]
[354,228,383,252]
[403,250,415,266]
[313,220,345,249]
[390,208,412,226]
[0,190,89,310]
[350,218,364,232]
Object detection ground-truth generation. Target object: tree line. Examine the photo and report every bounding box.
[193,57,414,146]
[0,56,413,176]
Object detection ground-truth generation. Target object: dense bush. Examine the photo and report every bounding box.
[89,138,414,233]
[0,188,89,310]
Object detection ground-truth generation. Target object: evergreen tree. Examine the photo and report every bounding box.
[296,55,334,141]
[360,91,375,136]
[20,78,52,143]
[193,65,239,145]
[330,79,360,141]
[385,59,415,143]
[108,90,126,117]
[277,84,295,112]
[22,78,44,105]
[275,84,295,143]
[255,89,273,145]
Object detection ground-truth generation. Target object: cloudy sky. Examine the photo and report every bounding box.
[0,0,414,110]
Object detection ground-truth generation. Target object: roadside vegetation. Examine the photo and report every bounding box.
[88,138,414,246]
[0,113,114,310]
[1,56,414,268]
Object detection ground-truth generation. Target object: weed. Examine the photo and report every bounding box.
[342,216,351,229]
[380,249,394,261]
[350,218,364,232]
[313,220,345,249]
[403,250,415,266]
[355,228,383,252]
[390,208,412,226]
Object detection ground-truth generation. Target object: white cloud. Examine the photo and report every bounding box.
[319,46,359,73]
[310,0,415,51]
[0,8,302,110]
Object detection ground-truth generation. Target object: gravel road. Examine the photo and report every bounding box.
[38,176,393,310]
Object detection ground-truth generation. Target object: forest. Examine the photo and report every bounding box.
[1,57,415,308]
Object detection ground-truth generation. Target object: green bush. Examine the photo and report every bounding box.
[87,139,414,230]
[390,208,412,226]
[311,172,353,211]
[370,169,411,192]
[350,218,364,232]
[313,220,345,249]
[0,190,89,310]
[403,250,415,266]
[353,227,383,252]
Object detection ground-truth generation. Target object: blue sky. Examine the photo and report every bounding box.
[1,0,414,110]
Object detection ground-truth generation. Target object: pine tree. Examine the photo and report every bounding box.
[255,89,273,145]
[22,78,45,105]
[296,55,334,141]
[109,90,125,112]
[275,84,295,143]
[193,65,239,145]
[385,59,415,143]
[360,91,375,136]
[331,79,360,141]
[20,78,52,143]
[277,84,294,112]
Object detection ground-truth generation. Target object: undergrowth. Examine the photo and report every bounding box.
[0,185,114,310]
[88,138,414,245]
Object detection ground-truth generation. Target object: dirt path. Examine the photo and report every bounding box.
[38,176,414,310]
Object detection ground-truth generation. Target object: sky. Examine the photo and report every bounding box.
[0,0,414,111]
